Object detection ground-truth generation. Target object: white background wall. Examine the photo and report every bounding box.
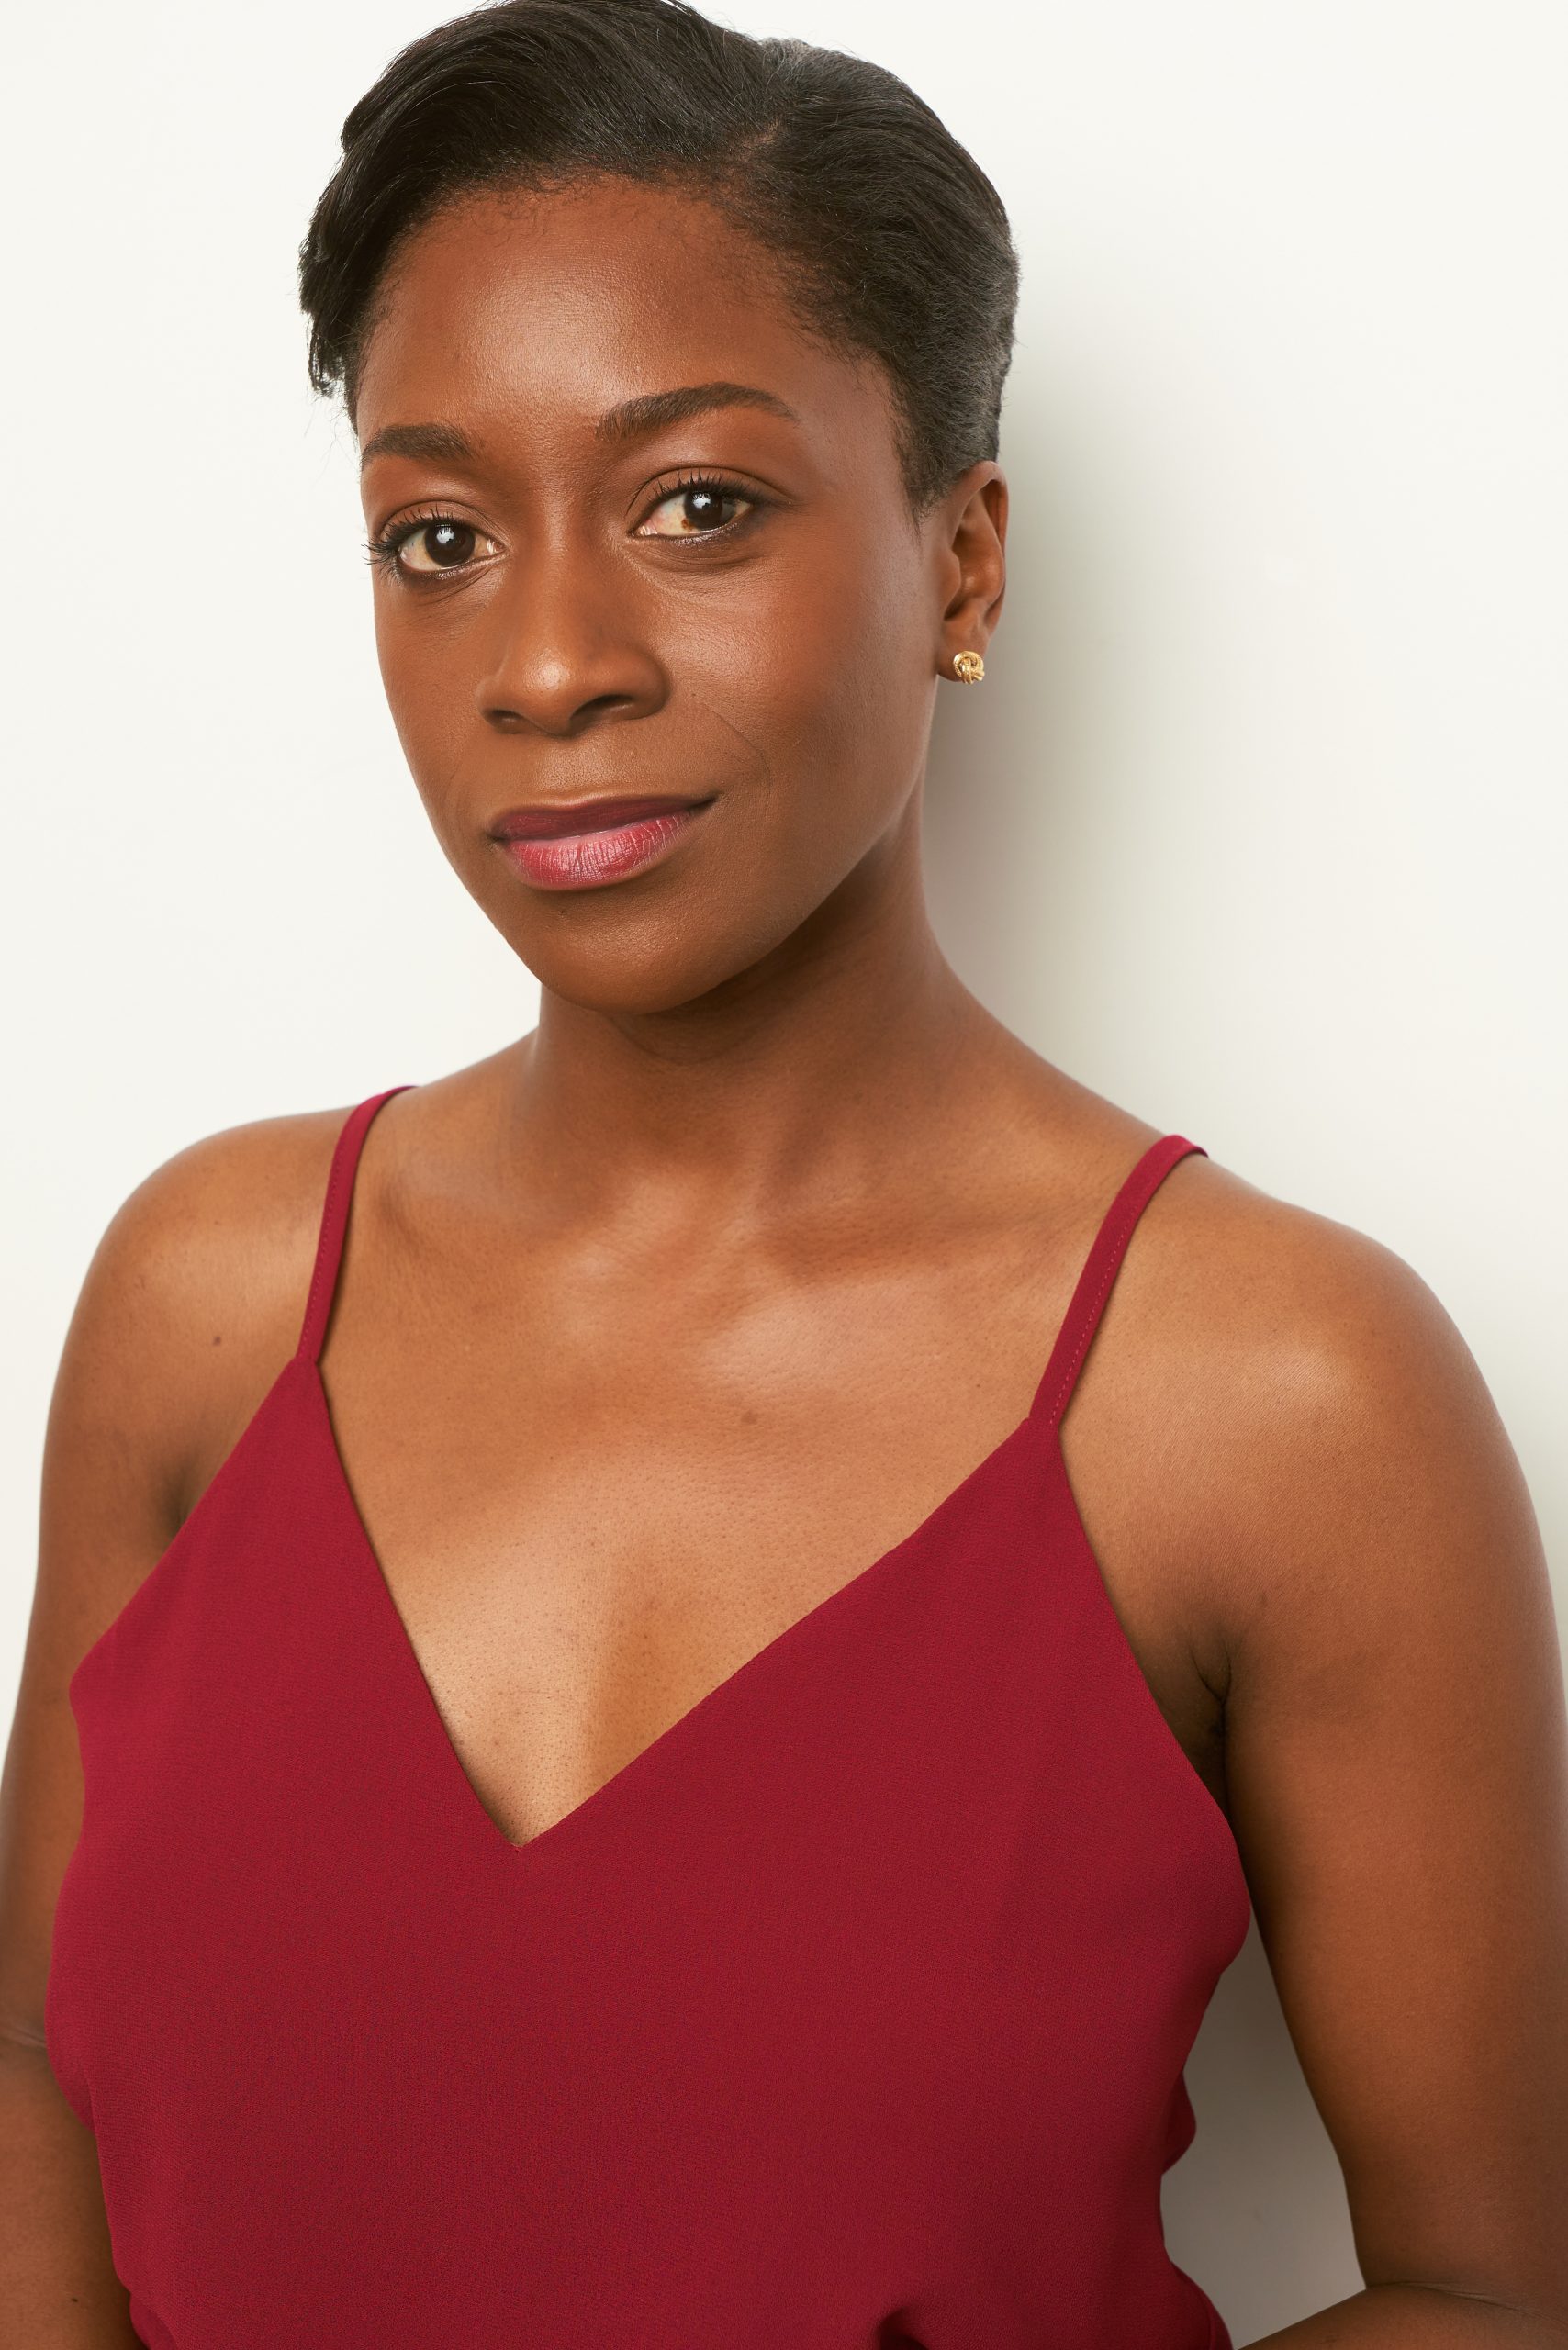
[4,4,1564,2339]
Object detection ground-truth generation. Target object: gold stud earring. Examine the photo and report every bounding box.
[953,650,985,684]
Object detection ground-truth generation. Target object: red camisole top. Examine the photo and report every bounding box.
[46,1086,1251,2349]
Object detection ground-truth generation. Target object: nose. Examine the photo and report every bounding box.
[477,538,668,740]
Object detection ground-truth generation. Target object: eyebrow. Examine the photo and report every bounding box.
[593,381,800,442]
[358,382,799,472]
[359,420,479,472]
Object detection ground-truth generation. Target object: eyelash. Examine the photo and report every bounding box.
[363,506,476,582]
[363,472,765,584]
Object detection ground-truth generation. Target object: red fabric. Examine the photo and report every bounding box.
[46,1090,1250,2348]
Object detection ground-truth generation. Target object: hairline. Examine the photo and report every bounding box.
[342,166,966,520]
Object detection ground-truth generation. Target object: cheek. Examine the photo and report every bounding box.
[673,522,936,860]
[372,607,479,833]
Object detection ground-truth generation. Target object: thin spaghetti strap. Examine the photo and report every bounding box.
[295,1085,417,1366]
[1029,1134,1207,1428]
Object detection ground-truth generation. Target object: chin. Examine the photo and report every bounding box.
[512,900,818,1020]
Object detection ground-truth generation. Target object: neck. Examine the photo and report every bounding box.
[504,804,1003,1225]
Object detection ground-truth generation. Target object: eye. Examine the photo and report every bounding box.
[634,477,756,540]
[364,511,500,581]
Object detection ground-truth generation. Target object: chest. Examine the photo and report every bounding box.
[308,1239,1228,1851]
[50,1367,1248,2348]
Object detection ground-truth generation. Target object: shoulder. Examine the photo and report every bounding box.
[991,1072,1506,1581]
[1126,1142,1477,1412]
[2,1102,383,2048]
[1123,1158,1568,2300]
[53,1101,365,1530]
[1138,1147,1516,1538]
[1107,1141,1547,1721]
[73,1099,359,1352]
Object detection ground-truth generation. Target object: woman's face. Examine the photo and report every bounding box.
[353,176,1003,1014]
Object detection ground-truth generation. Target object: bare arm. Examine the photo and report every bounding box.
[0,1111,340,2340]
[0,2038,141,2346]
[1196,1218,1568,2346]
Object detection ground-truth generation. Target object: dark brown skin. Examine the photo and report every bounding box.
[4,176,1566,2345]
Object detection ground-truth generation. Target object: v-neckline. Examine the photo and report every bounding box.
[305,1356,1047,1869]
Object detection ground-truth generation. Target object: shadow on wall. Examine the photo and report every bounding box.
[922,432,1363,2344]
[922,427,1108,1051]
[1165,1921,1363,2344]
[922,394,1249,1129]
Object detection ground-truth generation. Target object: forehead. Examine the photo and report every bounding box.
[354,177,901,477]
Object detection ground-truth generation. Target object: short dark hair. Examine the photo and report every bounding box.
[297,0,1019,510]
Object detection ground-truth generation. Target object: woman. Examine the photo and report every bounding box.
[6,0,1566,2343]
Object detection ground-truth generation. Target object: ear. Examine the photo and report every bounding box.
[933,462,1008,682]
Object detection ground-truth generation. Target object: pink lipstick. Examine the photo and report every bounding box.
[489,794,715,890]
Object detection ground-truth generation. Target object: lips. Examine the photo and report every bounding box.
[490,794,710,840]
[489,793,716,891]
